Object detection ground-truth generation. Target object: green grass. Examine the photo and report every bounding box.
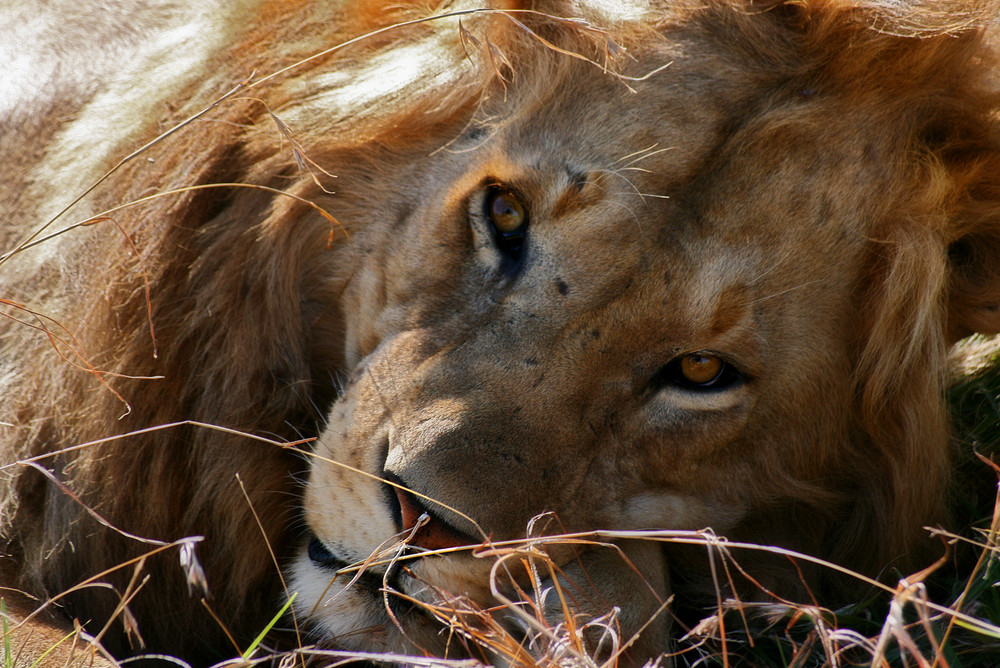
[3,598,11,668]
[241,592,296,662]
[2,598,81,668]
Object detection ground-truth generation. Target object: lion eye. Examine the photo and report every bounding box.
[680,354,723,385]
[651,353,742,392]
[486,188,528,262]
[489,190,526,233]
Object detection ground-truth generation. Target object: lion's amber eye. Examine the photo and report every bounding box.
[651,352,742,392]
[679,354,724,386]
[489,190,527,234]
[485,188,528,264]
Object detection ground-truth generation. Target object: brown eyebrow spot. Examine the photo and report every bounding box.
[551,170,605,218]
[708,285,752,338]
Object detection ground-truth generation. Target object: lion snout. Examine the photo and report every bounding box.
[382,409,580,541]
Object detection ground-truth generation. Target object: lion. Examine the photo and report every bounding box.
[2,0,1000,665]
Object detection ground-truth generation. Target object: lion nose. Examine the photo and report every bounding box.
[391,481,474,551]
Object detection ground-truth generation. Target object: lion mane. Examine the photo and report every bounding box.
[2,0,1000,665]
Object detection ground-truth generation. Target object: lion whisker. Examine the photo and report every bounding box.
[750,279,825,305]
[611,142,661,166]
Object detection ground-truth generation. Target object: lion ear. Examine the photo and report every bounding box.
[948,231,1000,340]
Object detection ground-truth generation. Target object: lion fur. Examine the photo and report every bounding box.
[2,1,1000,665]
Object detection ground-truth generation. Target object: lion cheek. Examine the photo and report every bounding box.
[406,556,497,605]
[302,472,396,557]
[304,429,398,557]
[541,541,672,664]
[614,491,745,534]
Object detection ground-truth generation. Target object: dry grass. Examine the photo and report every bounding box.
[8,421,1000,668]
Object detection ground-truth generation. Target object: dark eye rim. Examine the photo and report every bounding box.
[484,186,529,263]
[651,353,746,392]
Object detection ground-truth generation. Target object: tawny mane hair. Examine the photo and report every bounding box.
[1,0,999,663]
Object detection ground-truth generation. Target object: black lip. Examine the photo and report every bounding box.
[306,532,418,619]
[308,534,347,571]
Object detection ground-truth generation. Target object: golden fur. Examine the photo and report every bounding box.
[2,0,1000,665]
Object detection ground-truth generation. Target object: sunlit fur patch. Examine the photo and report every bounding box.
[17,2,259,229]
[289,559,400,651]
[616,491,743,533]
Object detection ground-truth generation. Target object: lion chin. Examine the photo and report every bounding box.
[3,0,1000,667]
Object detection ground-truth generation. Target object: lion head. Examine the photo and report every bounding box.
[2,0,1000,666]
[287,0,1000,661]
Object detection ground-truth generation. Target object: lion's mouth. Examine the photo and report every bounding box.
[297,469,496,655]
[305,532,419,616]
[303,474,480,610]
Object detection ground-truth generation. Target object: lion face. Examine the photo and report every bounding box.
[289,34,896,656]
